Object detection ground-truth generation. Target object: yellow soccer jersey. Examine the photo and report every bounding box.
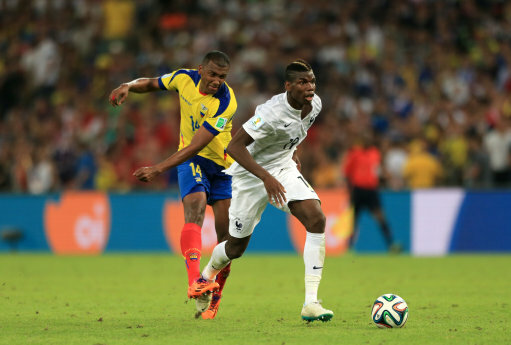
[158,69,237,168]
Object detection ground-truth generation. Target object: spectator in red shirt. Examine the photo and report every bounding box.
[343,133,401,253]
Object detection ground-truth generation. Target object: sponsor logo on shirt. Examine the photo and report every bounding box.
[249,115,264,130]
[180,94,192,106]
[215,117,227,130]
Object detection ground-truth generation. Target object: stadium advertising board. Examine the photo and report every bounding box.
[1,190,510,254]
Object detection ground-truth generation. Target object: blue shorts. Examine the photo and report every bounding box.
[177,155,232,205]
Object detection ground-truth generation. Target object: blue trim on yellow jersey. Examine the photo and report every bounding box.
[170,69,201,86]
[158,78,166,90]
[212,83,231,117]
[203,122,220,136]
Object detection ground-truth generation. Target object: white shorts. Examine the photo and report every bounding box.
[228,166,319,238]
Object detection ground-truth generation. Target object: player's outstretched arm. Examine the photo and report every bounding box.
[227,128,287,207]
[109,77,160,107]
[133,126,215,182]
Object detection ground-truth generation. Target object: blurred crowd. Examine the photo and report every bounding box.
[1,0,511,194]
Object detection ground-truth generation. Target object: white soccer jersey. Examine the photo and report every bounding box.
[226,92,322,176]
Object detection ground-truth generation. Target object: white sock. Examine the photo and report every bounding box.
[202,241,230,281]
[303,232,325,305]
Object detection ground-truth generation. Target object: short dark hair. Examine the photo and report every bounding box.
[202,50,230,67]
[285,59,312,82]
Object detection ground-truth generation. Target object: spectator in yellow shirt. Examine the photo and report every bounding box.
[403,139,443,188]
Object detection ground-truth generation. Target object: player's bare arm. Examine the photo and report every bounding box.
[227,127,287,206]
[134,126,215,182]
[292,150,302,172]
[109,77,160,107]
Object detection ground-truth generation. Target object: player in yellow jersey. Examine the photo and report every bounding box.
[109,51,236,319]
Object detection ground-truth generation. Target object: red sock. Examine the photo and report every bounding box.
[215,262,231,295]
[180,223,202,286]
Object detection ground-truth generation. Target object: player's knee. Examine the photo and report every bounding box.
[183,198,206,223]
[315,212,326,232]
[189,198,206,213]
[307,212,326,234]
[215,224,230,243]
[225,240,246,260]
[226,247,245,260]
[216,232,228,243]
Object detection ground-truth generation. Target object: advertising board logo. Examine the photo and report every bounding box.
[163,201,217,254]
[44,192,110,254]
[288,188,353,256]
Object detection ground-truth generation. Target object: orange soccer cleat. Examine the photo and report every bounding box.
[187,278,219,299]
[201,293,222,319]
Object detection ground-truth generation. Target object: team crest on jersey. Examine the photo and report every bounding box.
[188,252,200,261]
[215,117,227,130]
[249,115,264,130]
[200,104,208,117]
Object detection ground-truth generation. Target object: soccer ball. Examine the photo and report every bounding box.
[371,294,408,328]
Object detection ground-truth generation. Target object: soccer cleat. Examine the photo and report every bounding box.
[187,278,219,299]
[195,292,212,313]
[201,293,222,319]
[301,301,334,322]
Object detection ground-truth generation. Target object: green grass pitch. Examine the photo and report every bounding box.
[1,253,510,345]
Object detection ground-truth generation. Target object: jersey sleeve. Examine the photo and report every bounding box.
[157,70,182,91]
[202,86,237,136]
[242,106,276,141]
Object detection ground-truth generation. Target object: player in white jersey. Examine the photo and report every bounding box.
[194,59,333,322]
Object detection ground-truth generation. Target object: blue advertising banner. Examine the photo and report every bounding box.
[0,189,509,254]
[450,191,511,252]
[0,195,49,251]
